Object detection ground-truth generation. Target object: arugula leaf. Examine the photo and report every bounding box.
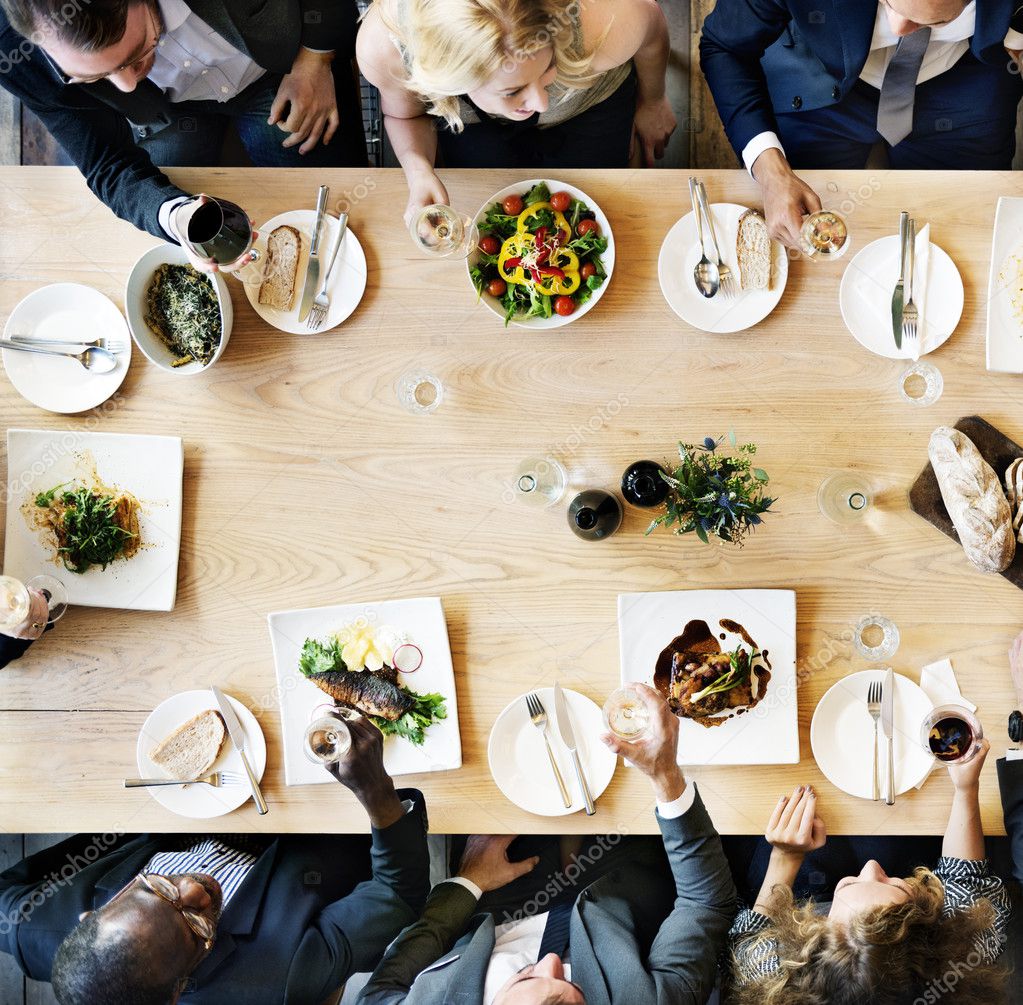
[299,637,346,678]
[34,483,68,508]
[523,182,550,206]
[38,485,137,574]
[370,689,447,746]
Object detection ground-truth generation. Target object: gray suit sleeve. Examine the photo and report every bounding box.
[356,882,479,1005]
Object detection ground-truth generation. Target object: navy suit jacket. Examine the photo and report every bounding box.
[0,0,358,238]
[997,757,1023,992]
[0,789,430,1005]
[700,0,1020,160]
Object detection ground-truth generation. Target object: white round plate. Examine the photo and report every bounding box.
[658,204,788,334]
[839,236,963,359]
[136,690,267,818]
[467,178,615,330]
[488,687,617,816]
[2,283,131,413]
[245,210,367,334]
[811,670,935,800]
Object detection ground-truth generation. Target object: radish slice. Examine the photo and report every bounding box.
[392,643,423,673]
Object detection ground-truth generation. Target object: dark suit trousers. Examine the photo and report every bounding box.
[775,54,1023,170]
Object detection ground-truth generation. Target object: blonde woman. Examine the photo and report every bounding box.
[728,740,1010,1005]
[357,0,676,222]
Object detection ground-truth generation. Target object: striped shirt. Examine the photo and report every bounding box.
[143,838,263,907]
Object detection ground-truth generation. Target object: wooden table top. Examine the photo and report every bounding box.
[1,166,1022,837]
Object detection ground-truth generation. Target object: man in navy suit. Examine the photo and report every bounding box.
[700,0,1023,247]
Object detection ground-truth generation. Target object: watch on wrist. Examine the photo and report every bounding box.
[1009,709,1023,744]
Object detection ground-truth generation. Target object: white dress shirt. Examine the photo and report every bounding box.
[1007,748,1023,760]
[744,2,1023,173]
[440,783,699,1005]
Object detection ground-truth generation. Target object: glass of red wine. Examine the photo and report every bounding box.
[178,196,264,285]
[920,705,983,764]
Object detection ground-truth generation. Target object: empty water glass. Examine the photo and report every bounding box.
[396,371,443,415]
[899,361,943,406]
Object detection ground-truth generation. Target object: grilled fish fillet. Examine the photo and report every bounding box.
[308,670,416,721]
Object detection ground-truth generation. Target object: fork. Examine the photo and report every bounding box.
[123,771,245,788]
[866,680,882,802]
[306,212,349,330]
[10,334,128,354]
[525,692,571,808]
[696,179,737,299]
[901,218,918,346]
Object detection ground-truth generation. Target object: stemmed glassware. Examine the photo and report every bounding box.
[799,210,850,261]
[409,205,479,259]
[817,473,871,524]
[0,573,67,640]
[176,195,265,286]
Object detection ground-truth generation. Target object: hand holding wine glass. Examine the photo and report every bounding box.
[170,195,261,278]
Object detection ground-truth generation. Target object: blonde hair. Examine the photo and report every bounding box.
[729,868,1007,1005]
[375,0,602,131]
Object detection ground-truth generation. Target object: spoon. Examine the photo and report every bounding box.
[688,176,719,299]
[1,342,118,373]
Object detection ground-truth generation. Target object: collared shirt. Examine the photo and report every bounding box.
[147,0,265,104]
[743,3,1023,172]
[142,837,261,907]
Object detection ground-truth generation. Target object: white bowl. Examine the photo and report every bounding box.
[124,244,233,374]
[467,178,615,330]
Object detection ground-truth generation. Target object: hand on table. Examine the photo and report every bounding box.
[457,835,540,893]
[946,737,990,793]
[601,683,685,803]
[270,47,339,154]
[630,94,677,166]
[326,714,404,828]
[169,195,259,274]
[752,148,822,250]
[765,784,827,861]
[403,169,450,229]
[1009,629,1023,707]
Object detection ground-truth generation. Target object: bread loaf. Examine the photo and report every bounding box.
[150,709,226,780]
[258,225,301,311]
[928,426,1015,573]
[736,210,771,291]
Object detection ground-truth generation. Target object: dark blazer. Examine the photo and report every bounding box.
[0,0,358,238]
[997,757,1023,992]
[357,790,737,1005]
[699,0,1020,160]
[0,789,431,1005]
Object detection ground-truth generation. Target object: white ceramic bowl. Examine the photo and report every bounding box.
[124,244,233,374]
[467,178,615,330]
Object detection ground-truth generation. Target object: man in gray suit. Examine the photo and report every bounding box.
[357,683,737,1005]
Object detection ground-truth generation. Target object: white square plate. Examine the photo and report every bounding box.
[268,596,462,784]
[986,195,1023,373]
[4,428,183,611]
[618,588,799,765]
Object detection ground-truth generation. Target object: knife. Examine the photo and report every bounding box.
[298,185,329,322]
[892,211,909,349]
[552,681,595,815]
[211,685,268,815]
[881,668,895,806]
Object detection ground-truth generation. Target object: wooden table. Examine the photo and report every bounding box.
[1,166,1022,837]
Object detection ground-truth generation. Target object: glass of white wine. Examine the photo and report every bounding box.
[409,204,479,259]
[602,686,651,740]
[799,210,850,261]
[303,713,354,766]
[0,574,67,640]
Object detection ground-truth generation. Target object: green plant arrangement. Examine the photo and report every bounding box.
[646,433,775,546]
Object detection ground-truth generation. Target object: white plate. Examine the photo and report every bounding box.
[487,687,617,816]
[244,211,367,334]
[840,235,962,359]
[136,690,267,819]
[618,589,799,765]
[268,597,461,783]
[466,178,615,329]
[986,196,1023,372]
[658,204,788,333]
[811,670,935,799]
[2,284,131,413]
[3,428,183,611]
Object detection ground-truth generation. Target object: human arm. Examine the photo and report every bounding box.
[942,738,989,862]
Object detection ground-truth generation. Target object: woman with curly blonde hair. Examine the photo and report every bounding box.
[728,739,1010,1005]
[357,0,676,222]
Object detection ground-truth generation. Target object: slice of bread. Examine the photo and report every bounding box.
[258,225,302,311]
[736,210,772,291]
[150,709,226,780]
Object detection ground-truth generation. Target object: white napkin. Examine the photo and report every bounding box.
[914,657,976,788]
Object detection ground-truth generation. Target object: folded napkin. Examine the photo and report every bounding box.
[915,657,976,788]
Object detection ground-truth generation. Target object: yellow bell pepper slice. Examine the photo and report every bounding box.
[497,232,581,294]
[497,232,533,285]
[516,202,573,244]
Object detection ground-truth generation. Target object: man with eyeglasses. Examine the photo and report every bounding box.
[700,0,1023,250]
[0,0,365,243]
[0,716,431,1004]
[356,685,736,1005]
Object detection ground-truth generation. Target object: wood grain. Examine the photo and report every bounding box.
[0,167,1022,837]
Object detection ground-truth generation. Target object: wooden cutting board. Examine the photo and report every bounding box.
[909,415,1023,589]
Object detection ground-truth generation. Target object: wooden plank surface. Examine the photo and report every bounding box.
[0,166,1021,837]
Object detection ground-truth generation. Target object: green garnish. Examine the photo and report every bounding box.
[34,482,68,508]
[299,637,346,677]
[144,263,221,367]
[371,690,447,746]
[689,647,758,704]
[36,486,137,574]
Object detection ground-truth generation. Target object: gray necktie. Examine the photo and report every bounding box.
[876,27,932,146]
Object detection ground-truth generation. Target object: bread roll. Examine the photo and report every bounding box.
[736,210,771,291]
[258,225,301,311]
[928,426,1015,573]
[150,709,226,780]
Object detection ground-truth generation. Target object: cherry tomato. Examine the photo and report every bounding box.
[580,262,597,280]
[486,278,507,297]
[478,235,500,256]
[550,191,572,213]
[554,296,576,317]
[577,218,600,237]
[502,194,525,215]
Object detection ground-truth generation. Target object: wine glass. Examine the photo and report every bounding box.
[513,457,567,507]
[602,686,650,740]
[817,473,871,524]
[920,705,983,764]
[799,210,850,261]
[409,205,479,259]
[26,574,68,628]
[177,195,265,285]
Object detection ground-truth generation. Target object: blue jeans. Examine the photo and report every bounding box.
[135,64,366,168]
